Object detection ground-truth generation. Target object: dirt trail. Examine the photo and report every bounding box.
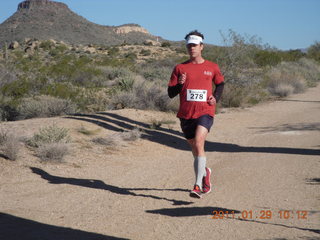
[1,85,319,240]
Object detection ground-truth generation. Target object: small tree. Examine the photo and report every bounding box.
[307,41,320,62]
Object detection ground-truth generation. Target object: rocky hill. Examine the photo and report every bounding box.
[0,0,161,47]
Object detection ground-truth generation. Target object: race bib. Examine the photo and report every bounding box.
[187,89,207,102]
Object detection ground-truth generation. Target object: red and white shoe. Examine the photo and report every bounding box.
[202,167,212,194]
[190,185,202,198]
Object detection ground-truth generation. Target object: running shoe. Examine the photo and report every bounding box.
[190,185,202,198]
[202,167,212,194]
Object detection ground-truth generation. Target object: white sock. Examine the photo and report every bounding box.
[194,156,206,188]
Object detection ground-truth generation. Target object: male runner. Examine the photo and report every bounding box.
[168,30,224,198]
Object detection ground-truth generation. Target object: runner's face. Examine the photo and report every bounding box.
[187,43,203,59]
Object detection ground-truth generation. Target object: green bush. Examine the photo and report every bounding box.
[1,79,32,98]
[39,40,55,50]
[108,47,119,57]
[118,76,135,91]
[254,50,282,67]
[0,64,18,88]
[140,49,151,56]
[0,102,19,121]
[161,42,171,48]
[42,82,80,99]
[307,41,320,62]
[137,66,172,82]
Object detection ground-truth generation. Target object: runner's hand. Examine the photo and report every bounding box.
[208,95,216,106]
[178,72,186,85]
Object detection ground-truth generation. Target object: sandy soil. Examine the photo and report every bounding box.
[0,84,319,240]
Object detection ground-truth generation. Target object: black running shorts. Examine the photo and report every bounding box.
[180,114,214,139]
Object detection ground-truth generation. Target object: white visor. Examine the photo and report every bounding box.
[186,35,203,45]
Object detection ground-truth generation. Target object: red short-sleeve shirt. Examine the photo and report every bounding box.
[169,60,224,119]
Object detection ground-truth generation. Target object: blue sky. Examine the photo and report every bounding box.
[1,0,319,50]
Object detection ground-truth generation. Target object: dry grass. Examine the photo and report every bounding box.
[267,62,306,97]
[77,126,101,136]
[113,76,175,112]
[92,128,141,147]
[27,124,70,148]
[25,124,71,162]
[36,143,69,162]
[17,95,77,120]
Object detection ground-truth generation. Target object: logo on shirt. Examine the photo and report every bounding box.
[204,71,213,76]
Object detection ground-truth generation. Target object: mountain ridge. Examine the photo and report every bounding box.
[0,0,161,47]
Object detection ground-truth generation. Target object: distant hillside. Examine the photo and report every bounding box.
[0,0,161,47]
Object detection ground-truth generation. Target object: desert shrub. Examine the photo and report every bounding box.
[220,82,268,108]
[27,124,70,148]
[220,84,246,108]
[43,82,80,99]
[74,89,110,112]
[137,66,172,82]
[280,49,306,62]
[143,41,153,46]
[16,95,77,120]
[266,62,307,97]
[204,30,269,107]
[0,98,19,121]
[266,57,320,95]
[92,128,141,147]
[124,52,137,60]
[1,79,32,98]
[112,78,174,111]
[108,47,120,57]
[118,76,135,91]
[269,83,294,97]
[97,66,132,81]
[307,41,320,62]
[254,49,282,67]
[0,64,18,88]
[140,49,151,56]
[296,58,320,87]
[71,67,103,87]
[216,30,262,86]
[0,129,20,160]
[36,143,69,162]
[161,42,171,48]
[39,40,55,50]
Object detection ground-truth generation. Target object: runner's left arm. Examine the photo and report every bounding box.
[213,82,224,103]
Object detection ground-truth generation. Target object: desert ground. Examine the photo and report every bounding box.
[0,84,319,240]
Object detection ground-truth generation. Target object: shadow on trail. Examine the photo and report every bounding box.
[30,167,193,206]
[306,178,320,185]
[0,212,129,240]
[146,206,240,217]
[65,113,320,156]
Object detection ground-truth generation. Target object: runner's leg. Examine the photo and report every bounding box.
[187,125,208,188]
